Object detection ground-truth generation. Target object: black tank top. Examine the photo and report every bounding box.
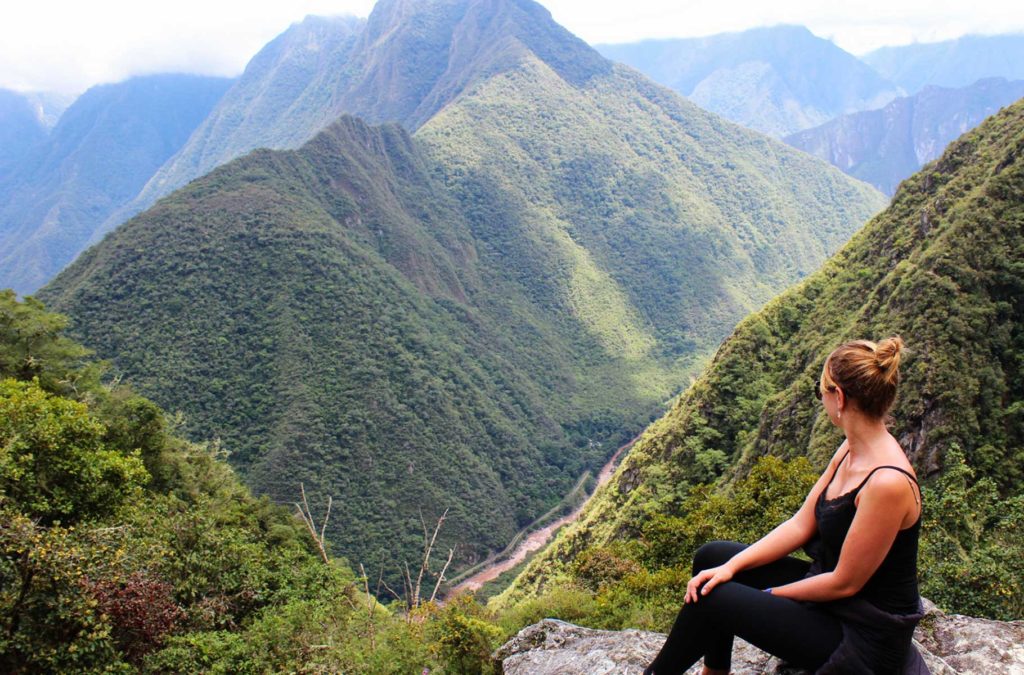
[813,451,922,614]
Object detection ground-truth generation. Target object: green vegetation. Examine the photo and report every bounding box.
[41,116,664,594]
[0,291,541,674]
[41,44,882,595]
[499,98,1024,622]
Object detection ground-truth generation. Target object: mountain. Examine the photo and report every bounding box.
[862,34,1024,94]
[597,25,901,137]
[41,0,886,588]
[785,77,1024,195]
[18,91,76,129]
[0,89,47,173]
[0,74,232,295]
[116,1,614,227]
[118,15,365,219]
[499,95,1024,619]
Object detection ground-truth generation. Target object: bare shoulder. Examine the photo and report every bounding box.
[862,468,914,495]
[858,461,921,518]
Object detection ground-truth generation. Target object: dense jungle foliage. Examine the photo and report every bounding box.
[41,56,881,594]
[0,291,536,673]
[497,97,1024,622]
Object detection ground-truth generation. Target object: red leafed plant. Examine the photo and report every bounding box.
[82,571,184,663]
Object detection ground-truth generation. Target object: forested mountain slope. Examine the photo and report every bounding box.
[42,0,885,588]
[0,74,232,294]
[0,293,480,673]
[598,26,900,136]
[499,96,1024,619]
[785,78,1024,194]
[863,33,1024,94]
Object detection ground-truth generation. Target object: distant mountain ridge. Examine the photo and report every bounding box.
[863,33,1024,94]
[114,0,614,230]
[0,74,232,294]
[41,0,885,588]
[0,90,47,174]
[597,25,901,136]
[785,77,1024,195]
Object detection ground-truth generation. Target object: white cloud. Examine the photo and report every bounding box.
[2,0,1023,93]
[0,0,375,93]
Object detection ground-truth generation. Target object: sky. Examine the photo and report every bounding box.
[2,0,1023,94]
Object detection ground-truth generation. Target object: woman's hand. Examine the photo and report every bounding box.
[684,564,734,603]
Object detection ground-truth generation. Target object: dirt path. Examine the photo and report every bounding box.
[449,434,640,595]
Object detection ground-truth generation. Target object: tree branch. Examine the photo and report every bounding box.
[429,547,456,604]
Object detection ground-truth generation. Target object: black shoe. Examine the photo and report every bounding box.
[642,666,655,675]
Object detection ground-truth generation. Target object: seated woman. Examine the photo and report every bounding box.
[644,337,929,674]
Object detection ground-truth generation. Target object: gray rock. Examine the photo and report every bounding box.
[495,601,1024,674]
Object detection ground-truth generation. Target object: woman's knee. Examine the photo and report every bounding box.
[692,540,746,574]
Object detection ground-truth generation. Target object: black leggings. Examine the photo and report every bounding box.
[647,541,843,673]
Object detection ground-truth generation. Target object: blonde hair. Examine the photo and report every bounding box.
[821,336,905,418]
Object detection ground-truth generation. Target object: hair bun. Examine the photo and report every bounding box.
[875,336,904,382]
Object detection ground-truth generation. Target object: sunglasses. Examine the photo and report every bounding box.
[814,381,837,401]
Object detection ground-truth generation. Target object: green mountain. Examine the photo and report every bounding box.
[0,74,232,294]
[597,25,901,137]
[114,0,619,228]
[785,78,1024,195]
[863,33,1024,94]
[41,0,885,588]
[500,96,1024,619]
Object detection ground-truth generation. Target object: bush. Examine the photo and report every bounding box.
[0,378,148,525]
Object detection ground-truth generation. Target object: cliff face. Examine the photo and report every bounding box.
[785,77,1024,194]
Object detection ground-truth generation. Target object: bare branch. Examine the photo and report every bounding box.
[319,496,333,544]
[295,483,330,565]
[429,547,456,604]
[380,576,404,604]
[414,507,448,609]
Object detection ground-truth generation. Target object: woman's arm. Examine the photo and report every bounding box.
[769,470,915,602]
[685,444,845,603]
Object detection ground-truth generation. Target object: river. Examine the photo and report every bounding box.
[449,433,640,595]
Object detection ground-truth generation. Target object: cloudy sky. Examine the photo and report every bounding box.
[2,0,1023,93]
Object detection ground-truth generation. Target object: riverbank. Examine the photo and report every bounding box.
[448,433,640,596]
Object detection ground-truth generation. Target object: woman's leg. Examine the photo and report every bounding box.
[647,541,842,675]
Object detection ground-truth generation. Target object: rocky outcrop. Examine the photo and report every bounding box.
[495,600,1024,674]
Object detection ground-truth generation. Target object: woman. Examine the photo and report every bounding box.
[644,337,929,674]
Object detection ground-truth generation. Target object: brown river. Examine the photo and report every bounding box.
[449,434,640,595]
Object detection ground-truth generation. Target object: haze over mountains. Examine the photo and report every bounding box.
[786,77,1024,195]
[0,90,48,172]
[0,74,232,294]
[40,0,884,583]
[863,33,1024,93]
[597,25,901,137]
[3,13,1022,297]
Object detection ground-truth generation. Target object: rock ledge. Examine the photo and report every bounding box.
[495,601,1024,674]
